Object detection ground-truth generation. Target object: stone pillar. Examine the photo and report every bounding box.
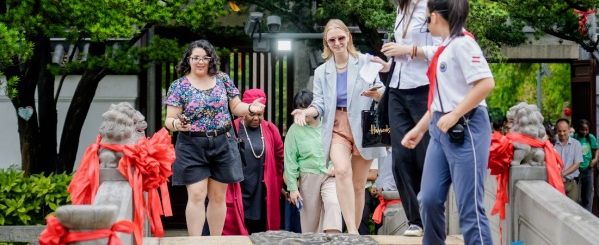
[505,165,547,245]
[55,205,119,245]
[377,191,409,235]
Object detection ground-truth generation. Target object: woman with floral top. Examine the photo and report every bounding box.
[163,39,264,236]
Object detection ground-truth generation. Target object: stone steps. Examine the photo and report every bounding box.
[143,235,465,245]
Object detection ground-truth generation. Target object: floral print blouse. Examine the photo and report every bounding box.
[164,71,240,132]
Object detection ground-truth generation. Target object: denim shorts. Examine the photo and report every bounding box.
[171,129,244,185]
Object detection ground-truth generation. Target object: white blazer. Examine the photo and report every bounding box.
[310,53,387,161]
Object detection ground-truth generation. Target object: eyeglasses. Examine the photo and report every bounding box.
[326,36,347,44]
[189,56,211,63]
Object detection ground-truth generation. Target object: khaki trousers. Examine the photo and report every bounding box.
[564,178,579,203]
[299,173,342,233]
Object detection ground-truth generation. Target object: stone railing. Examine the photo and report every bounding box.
[0,168,133,245]
[487,165,599,245]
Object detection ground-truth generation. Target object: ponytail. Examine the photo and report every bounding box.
[427,0,470,37]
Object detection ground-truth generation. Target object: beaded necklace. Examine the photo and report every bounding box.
[241,121,265,158]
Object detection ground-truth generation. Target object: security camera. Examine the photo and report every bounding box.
[267,15,281,33]
[244,12,264,37]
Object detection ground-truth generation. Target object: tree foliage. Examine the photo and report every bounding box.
[487,63,571,122]
[0,0,229,175]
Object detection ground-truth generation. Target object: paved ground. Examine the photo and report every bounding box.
[145,231,465,245]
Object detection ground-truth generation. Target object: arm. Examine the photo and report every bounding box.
[590,134,598,168]
[367,169,378,182]
[165,105,191,132]
[228,96,265,117]
[402,110,432,149]
[283,126,300,192]
[292,68,324,126]
[562,162,581,177]
[436,77,495,133]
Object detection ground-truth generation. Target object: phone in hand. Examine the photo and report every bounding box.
[296,199,303,211]
[177,114,191,125]
[369,85,383,91]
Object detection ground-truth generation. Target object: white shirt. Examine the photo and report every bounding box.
[390,0,441,89]
[373,148,397,191]
[365,158,379,189]
[430,35,493,113]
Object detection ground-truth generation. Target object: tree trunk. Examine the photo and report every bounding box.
[8,36,54,175]
[37,42,59,174]
[57,42,107,173]
[353,16,385,59]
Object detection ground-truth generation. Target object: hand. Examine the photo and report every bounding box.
[327,166,335,177]
[436,112,460,134]
[249,98,265,114]
[369,188,378,197]
[289,190,302,206]
[401,128,425,149]
[174,119,191,132]
[361,89,382,101]
[291,109,307,126]
[591,159,597,168]
[381,43,410,57]
[282,188,291,201]
[370,56,392,73]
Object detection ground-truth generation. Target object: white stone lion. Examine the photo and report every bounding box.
[98,102,146,168]
[506,102,546,166]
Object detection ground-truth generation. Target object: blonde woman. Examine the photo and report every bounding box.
[291,19,387,234]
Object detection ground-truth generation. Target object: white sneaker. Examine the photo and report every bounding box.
[403,224,424,237]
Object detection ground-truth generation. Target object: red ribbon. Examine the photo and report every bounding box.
[488,132,566,221]
[68,128,175,245]
[426,31,475,111]
[372,196,402,224]
[39,216,134,245]
[573,9,596,37]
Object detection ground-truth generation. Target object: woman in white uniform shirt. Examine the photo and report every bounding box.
[292,19,386,234]
[401,0,495,244]
[371,0,440,236]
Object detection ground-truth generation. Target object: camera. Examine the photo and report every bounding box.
[267,15,281,33]
[448,123,465,144]
[177,114,191,126]
[244,12,263,37]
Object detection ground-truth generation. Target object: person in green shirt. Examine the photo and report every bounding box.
[572,119,599,212]
[284,89,342,233]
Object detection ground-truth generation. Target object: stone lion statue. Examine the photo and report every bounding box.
[98,102,147,168]
[506,102,546,166]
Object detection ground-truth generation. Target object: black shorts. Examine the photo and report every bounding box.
[172,129,244,185]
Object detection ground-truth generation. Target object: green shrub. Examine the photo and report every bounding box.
[0,168,72,225]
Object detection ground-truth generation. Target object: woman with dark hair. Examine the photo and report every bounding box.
[285,89,342,233]
[400,0,495,244]
[370,0,440,236]
[163,39,265,236]
[291,19,386,234]
[572,119,598,211]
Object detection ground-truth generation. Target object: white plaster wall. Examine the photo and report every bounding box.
[0,75,138,171]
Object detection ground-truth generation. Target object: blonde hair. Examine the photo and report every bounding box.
[321,19,359,60]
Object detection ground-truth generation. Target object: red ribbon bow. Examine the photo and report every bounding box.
[68,128,175,245]
[39,216,134,245]
[573,9,596,37]
[372,196,402,224]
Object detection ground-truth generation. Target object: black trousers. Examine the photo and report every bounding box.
[388,86,429,228]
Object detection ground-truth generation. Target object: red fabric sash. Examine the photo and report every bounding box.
[39,216,134,245]
[68,128,175,245]
[372,196,401,224]
[488,132,566,221]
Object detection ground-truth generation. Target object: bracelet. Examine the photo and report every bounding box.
[171,118,178,131]
[414,46,417,58]
[248,104,253,113]
[411,45,416,59]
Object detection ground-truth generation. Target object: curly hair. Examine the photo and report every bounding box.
[176,39,220,76]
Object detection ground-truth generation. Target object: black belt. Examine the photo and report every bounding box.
[186,127,229,137]
[336,107,347,112]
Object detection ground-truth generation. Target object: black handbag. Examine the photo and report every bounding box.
[231,119,247,168]
[361,99,391,148]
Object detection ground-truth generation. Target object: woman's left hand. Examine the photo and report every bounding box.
[361,89,382,101]
[437,112,460,134]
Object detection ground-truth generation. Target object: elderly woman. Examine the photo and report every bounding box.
[223,89,284,235]
[291,19,387,234]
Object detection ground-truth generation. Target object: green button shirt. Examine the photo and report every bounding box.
[284,122,331,191]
